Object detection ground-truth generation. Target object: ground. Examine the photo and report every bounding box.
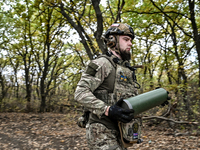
[0,111,199,150]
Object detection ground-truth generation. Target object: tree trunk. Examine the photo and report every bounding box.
[188,0,200,87]
[40,95,46,112]
[25,71,31,112]
[179,62,194,120]
[40,77,46,112]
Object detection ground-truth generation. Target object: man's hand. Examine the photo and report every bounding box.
[106,98,135,123]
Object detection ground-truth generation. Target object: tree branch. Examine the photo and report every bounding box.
[150,0,193,38]
[143,116,199,125]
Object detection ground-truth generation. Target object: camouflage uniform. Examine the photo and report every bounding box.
[74,53,138,149]
[86,123,122,150]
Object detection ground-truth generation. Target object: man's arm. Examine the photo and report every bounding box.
[74,57,113,119]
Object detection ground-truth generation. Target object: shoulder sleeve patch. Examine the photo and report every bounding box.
[85,62,99,76]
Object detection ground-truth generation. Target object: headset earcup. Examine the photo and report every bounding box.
[107,35,116,48]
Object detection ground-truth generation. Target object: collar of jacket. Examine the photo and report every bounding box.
[106,51,128,67]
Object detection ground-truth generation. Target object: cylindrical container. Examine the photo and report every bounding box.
[121,88,168,116]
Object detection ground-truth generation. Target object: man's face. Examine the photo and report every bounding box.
[119,35,133,61]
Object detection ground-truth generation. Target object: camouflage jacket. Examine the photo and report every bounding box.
[74,52,138,130]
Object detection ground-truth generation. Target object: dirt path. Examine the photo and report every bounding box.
[0,112,199,150]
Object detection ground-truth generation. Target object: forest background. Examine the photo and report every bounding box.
[0,0,200,131]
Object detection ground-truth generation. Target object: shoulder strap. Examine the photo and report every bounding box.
[97,54,117,68]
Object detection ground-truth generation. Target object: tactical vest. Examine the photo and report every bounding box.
[89,53,138,130]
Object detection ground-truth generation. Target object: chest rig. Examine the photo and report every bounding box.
[94,51,139,105]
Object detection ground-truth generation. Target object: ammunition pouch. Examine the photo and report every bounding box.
[77,111,90,128]
[118,117,142,148]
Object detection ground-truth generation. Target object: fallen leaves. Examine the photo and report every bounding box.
[0,112,89,150]
[0,112,199,150]
[129,123,200,150]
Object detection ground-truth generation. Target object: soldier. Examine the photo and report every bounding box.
[74,23,140,149]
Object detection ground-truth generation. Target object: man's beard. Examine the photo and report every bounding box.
[120,49,131,61]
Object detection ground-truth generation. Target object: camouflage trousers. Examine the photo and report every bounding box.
[86,123,126,150]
